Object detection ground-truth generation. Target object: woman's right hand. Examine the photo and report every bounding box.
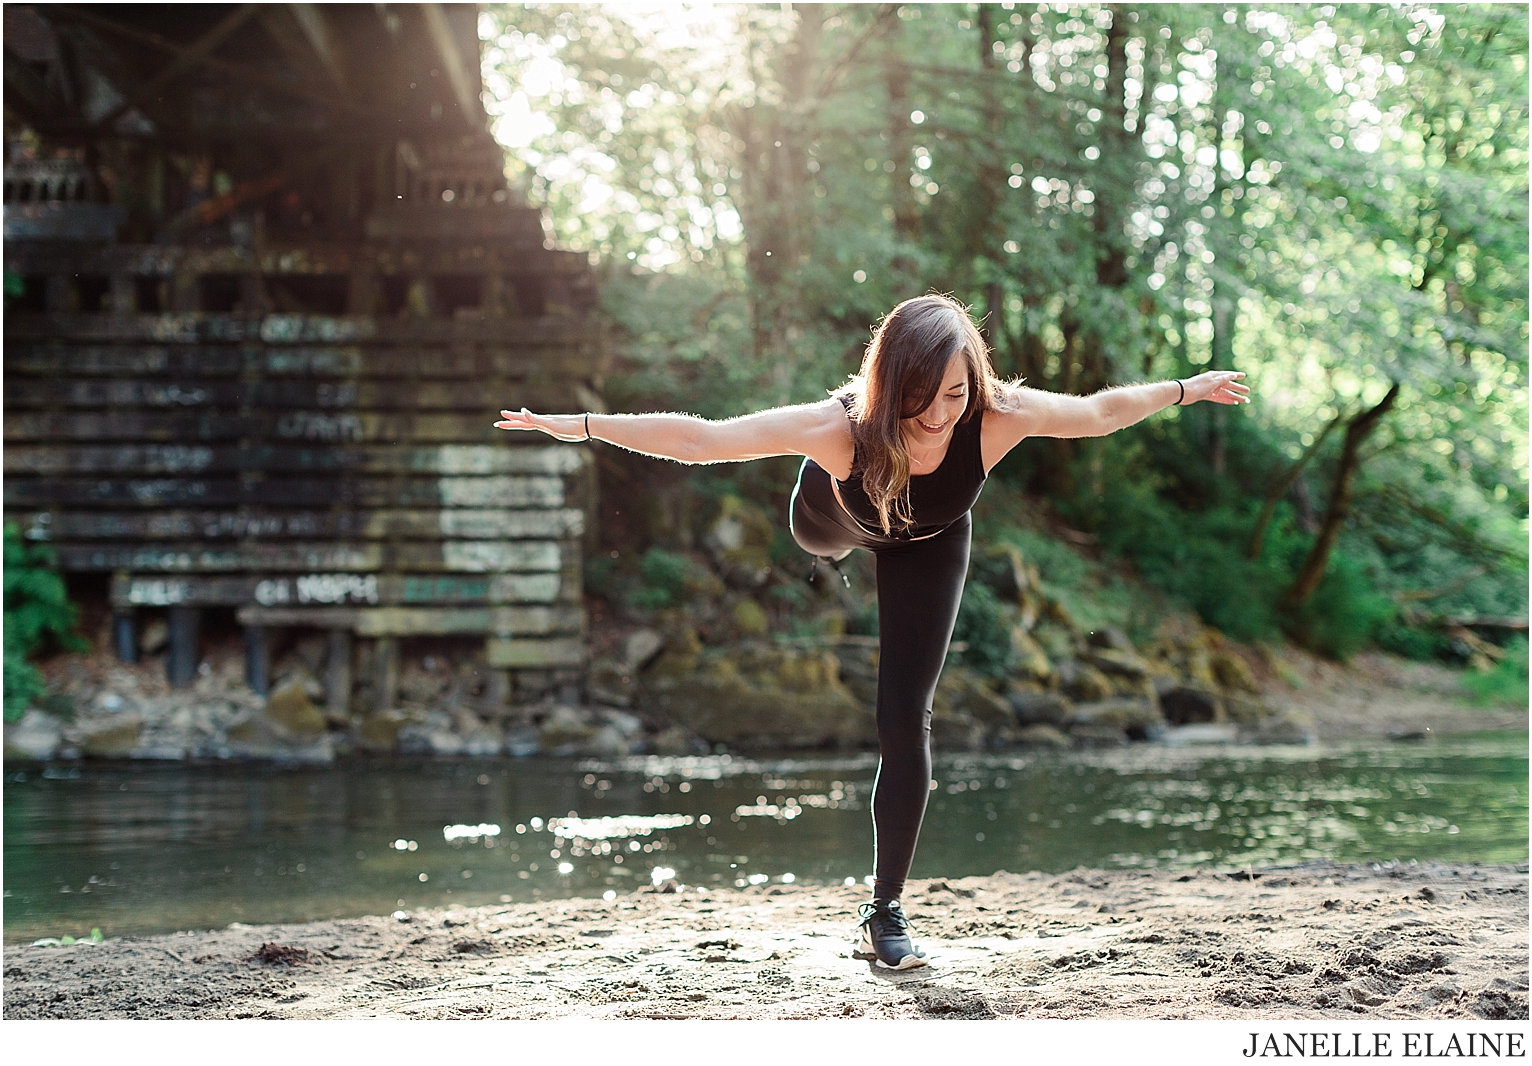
[494,407,588,441]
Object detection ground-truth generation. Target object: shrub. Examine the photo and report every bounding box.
[626,548,694,610]
[952,580,1014,679]
[1464,637,1530,709]
[4,523,85,721]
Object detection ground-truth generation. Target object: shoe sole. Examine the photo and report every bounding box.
[852,946,929,970]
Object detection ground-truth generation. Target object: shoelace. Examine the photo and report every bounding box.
[856,900,910,935]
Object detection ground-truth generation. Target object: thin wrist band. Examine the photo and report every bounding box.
[583,412,591,441]
[1175,380,1185,406]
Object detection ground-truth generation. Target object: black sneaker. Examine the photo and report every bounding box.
[852,898,927,970]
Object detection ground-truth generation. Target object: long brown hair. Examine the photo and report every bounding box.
[836,294,1016,534]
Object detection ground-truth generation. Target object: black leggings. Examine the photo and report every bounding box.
[789,458,970,901]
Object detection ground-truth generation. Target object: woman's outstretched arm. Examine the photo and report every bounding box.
[981,370,1250,472]
[495,398,855,474]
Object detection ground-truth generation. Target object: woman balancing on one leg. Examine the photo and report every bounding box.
[496,294,1251,970]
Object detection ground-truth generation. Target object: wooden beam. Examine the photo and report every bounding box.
[61,6,358,127]
[287,4,347,93]
[94,4,262,130]
[420,3,479,119]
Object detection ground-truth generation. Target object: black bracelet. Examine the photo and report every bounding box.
[583,412,591,441]
[1175,380,1185,406]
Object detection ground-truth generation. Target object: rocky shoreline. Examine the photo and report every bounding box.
[5,863,1526,1020]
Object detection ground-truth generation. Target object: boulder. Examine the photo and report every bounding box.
[588,658,637,708]
[1066,697,1163,734]
[1006,688,1072,726]
[1058,661,1114,702]
[225,712,336,763]
[1222,694,1271,725]
[1211,652,1261,694]
[644,626,703,679]
[599,709,644,739]
[1247,707,1317,745]
[355,711,411,753]
[458,720,504,757]
[582,724,632,758]
[1009,629,1053,681]
[263,679,327,738]
[1084,647,1150,678]
[1067,724,1130,747]
[504,723,540,758]
[4,710,63,760]
[652,724,709,756]
[1160,686,1223,725]
[1162,723,1239,746]
[537,705,599,755]
[397,711,465,756]
[958,684,1015,729]
[730,598,769,637]
[1086,626,1136,652]
[79,719,143,758]
[623,628,665,671]
[702,495,776,588]
[1014,723,1073,749]
[642,645,873,749]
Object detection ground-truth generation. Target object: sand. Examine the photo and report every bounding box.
[4,862,1526,1020]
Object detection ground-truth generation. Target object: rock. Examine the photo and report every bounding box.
[1223,694,1271,725]
[588,658,637,708]
[1067,724,1130,747]
[1058,661,1114,702]
[730,598,769,636]
[1160,686,1223,725]
[4,710,63,760]
[398,712,466,756]
[1211,652,1260,693]
[1086,627,1135,652]
[599,709,644,739]
[1248,707,1317,745]
[702,495,775,588]
[1162,723,1239,746]
[263,679,327,738]
[1084,647,1150,678]
[1066,697,1163,733]
[1006,688,1072,726]
[79,719,143,758]
[226,712,336,763]
[355,710,411,753]
[504,723,540,758]
[643,645,874,749]
[1014,723,1073,749]
[140,619,169,655]
[645,627,703,679]
[623,629,665,671]
[958,684,1015,729]
[651,724,708,756]
[1009,629,1052,680]
[582,724,632,758]
[458,720,504,757]
[537,705,598,755]
[270,667,324,703]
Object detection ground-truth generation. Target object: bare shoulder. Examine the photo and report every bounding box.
[979,386,1063,472]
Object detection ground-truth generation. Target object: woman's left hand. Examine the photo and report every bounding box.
[1181,371,1251,406]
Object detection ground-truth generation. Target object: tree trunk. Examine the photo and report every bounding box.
[1282,382,1401,606]
[1246,408,1346,560]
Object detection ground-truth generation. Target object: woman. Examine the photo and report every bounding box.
[496,293,1249,969]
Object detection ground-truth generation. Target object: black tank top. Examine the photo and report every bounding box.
[834,394,987,539]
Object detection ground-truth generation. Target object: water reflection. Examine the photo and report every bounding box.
[3,733,1525,942]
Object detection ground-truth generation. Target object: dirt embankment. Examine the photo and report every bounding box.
[5,863,1525,1021]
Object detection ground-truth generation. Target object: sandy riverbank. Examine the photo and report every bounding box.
[5,862,1525,1020]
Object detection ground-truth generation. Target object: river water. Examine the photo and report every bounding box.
[4,732,1526,943]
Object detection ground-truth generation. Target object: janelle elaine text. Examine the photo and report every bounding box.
[1243,1032,1527,1058]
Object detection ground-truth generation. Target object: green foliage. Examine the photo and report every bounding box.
[628,548,694,610]
[4,523,85,722]
[952,581,1014,680]
[1284,556,1399,662]
[483,3,1527,661]
[1463,638,1530,709]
